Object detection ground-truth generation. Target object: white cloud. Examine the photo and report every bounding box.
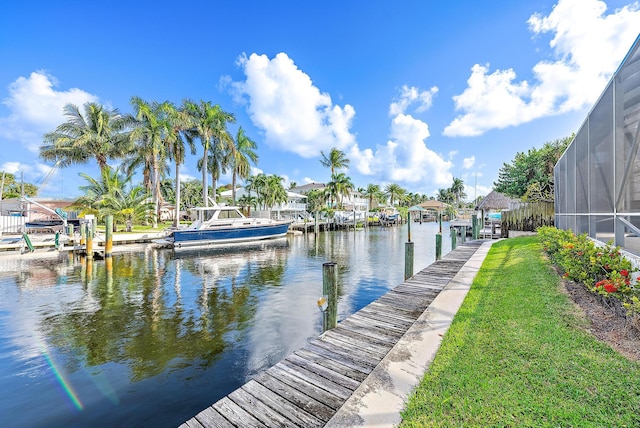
[389,85,439,116]
[231,52,356,158]
[0,71,98,152]
[350,114,452,186]
[444,0,640,137]
[463,156,476,169]
[231,53,453,190]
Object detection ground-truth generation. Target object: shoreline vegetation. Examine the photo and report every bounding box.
[400,236,640,427]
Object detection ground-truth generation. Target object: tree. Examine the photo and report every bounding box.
[166,101,196,227]
[494,136,572,201]
[264,175,288,210]
[384,183,405,206]
[305,188,327,213]
[363,183,384,210]
[0,172,37,198]
[328,172,354,209]
[230,127,258,204]
[126,97,175,228]
[320,147,350,176]
[437,188,454,204]
[72,166,153,231]
[449,177,466,207]
[182,100,235,207]
[40,102,132,175]
[180,180,204,210]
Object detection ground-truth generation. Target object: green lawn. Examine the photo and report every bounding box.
[400,236,640,427]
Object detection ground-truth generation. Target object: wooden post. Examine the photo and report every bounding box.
[80,222,86,246]
[322,262,338,331]
[451,227,457,250]
[404,241,414,280]
[436,233,442,260]
[105,215,113,257]
[85,223,93,258]
[66,224,74,237]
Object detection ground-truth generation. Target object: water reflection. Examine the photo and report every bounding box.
[0,223,450,427]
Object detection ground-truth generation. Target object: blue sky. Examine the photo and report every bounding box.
[1,0,639,201]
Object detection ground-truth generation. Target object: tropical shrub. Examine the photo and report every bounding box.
[538,226,640,319]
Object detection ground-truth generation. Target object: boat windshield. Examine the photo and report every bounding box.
[192,207,245,222]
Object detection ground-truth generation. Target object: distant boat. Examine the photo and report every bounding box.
[156,205,291,249]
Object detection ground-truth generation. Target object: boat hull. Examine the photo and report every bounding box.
[169,222,290,248]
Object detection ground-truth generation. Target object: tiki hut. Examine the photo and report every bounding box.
[476,191,518,212]
[476,191,519,236]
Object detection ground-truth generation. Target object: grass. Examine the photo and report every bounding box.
[400,236,640,427]
[95,222,178,233]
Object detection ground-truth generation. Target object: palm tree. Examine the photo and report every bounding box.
[231,127,258,204]
[450,177,466,207]
[305,188,327,213]
[319,147,350,176]
[363,183,383,210]
[330,173,354,209]
[72,166,153,231]
[182,100,235,207]
[196,138,230,205]
[40,102,132,175]
[265,175,288,210]
[127,97,175,228]
[166,102,196,227]
[237,193,258,216]
[385,183,405,206]
[437,188,454,204]
[180,180,204,209]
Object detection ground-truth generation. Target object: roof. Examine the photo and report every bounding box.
[417,200,451,210]
[477,191,518,210]
[289,182,326,194]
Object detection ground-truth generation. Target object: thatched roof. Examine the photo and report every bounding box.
[477,191,518,210]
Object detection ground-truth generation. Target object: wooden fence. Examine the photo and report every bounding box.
[501,202,554,238]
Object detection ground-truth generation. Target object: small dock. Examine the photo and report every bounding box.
[180,239,490,427]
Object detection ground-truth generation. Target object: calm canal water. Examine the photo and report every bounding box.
[0,222,452,427]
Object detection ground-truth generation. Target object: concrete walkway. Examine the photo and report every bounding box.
[325,240,495,427]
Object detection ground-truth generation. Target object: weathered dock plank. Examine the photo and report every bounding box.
[241,380,324,427]
[191,406,232,428]
[212,397,266,428]
[181,241,487,427]
[254,373,334,422]
[293,349,369,382]
[227,388,295,427]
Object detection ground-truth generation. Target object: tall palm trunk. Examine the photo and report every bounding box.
[202,143,209,207]
[152,158,160,228]
[174,162,181,228]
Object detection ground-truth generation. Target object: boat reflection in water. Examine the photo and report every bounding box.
[0,222,451,427]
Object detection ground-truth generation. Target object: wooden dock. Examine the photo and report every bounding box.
[180,240,488,428]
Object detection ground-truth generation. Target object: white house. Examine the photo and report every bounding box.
[219,187,308,220]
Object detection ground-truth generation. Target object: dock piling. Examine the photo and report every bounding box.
[436,233,442,260]
[105,215,113,257]
[85,223,93,257]
[322,262,338,331]
[404,241,414,280]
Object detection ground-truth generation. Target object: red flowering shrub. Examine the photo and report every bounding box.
[538,226,640,316]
